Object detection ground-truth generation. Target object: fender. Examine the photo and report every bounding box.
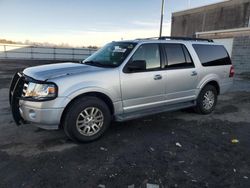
[59,85,122,113]
[67,86,116,102]
[197,73,220,90]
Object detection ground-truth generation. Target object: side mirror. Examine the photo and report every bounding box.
[127,60,146,72]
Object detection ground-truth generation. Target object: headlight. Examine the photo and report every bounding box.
[23,82,57,100]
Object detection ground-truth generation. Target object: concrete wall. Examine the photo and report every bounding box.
[231,36,250,73]
[171,0,250,37]
[0,43,97,61]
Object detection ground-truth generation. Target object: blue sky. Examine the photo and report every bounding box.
[0,0,224,46]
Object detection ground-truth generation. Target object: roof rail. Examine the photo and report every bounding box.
[159,36,214,42]
[136,36,213,42]
[135,37,159,40]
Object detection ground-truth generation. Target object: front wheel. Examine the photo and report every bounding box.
[194,85,218,114]
[63,96,111,142]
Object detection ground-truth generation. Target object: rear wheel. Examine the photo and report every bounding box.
[63,96,111,142]
[194,85,218,114]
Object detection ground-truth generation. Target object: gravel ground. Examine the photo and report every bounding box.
[0,60,250,188]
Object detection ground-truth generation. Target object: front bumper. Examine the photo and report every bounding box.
[19,103,64,130]
[9,72,70,130]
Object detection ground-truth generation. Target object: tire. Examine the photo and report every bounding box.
[63,96,111,143]
[194,85,218,114]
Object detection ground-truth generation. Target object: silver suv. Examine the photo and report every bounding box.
[9,37,234,142]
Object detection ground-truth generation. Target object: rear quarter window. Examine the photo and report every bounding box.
[192,44,231,66]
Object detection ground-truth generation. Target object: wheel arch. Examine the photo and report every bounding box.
[200,80,220,95]
[60,92,114,128]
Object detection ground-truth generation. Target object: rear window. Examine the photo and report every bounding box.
[193,44,231,66]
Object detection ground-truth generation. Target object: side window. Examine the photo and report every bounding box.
[164,44,194,69]
[131,44,160,70]
[193,44,232,66]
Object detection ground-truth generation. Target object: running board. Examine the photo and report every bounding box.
[115,100,196,122]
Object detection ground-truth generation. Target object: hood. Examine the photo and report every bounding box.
[23,62,104,81]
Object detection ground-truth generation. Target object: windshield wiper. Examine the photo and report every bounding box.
[84,61,117,68]
[84,61,103,66]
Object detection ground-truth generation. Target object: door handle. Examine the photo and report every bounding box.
[154,74,162,80]
[191,71,198,76]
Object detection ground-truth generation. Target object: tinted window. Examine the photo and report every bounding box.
[193,44,231,66]
[131,44,160,70]
[164,44,194,69]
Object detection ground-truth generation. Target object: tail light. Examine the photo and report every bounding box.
[229,65,235,77]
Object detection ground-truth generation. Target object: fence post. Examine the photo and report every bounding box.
[53,47,56,60]
[4,45,7,58]
[31,46,33,59]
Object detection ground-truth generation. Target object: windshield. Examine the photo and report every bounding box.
[83,42,137,67]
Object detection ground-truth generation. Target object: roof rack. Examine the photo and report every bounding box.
[160,36,213,42]
[136,36,213,42]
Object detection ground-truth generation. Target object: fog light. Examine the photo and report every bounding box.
[29,109,36,119]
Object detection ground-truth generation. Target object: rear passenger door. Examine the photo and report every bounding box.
[163,43,198,103]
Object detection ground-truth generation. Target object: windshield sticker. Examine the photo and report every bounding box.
[128,44,134,49]
[113,46,127,53]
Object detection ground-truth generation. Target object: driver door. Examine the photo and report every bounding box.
[120,44,166,113]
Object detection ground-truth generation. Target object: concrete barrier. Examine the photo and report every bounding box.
[0,43,97,61]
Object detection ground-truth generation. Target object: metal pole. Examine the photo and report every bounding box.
[159,0,165,38]
[4,45,7,58]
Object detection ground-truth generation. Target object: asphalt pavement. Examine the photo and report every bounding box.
[0,60,250,188]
